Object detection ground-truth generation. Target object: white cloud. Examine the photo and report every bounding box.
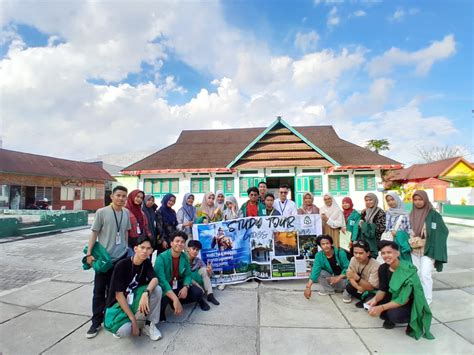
[294,30,320,53]
[327,7,340,27]
[389,7,419,23]
[353,10,366,17]
[368,35,456,77]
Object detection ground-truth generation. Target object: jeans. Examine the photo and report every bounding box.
[198,267,213,295]
[160,284,204,321]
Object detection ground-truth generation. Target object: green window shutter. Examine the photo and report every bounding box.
[329,175,349,196]
[144,180,152,194]
[191,178,210,193]
[215,178,235,194]
[170,179,179,193]
[355,176,364,191]
[366,175,376,190]
[240,178,251,197]
[355,175,376,191]
[295,176,310,207]
[191,178,200,193]
[329,176,338,192]
[311,176,323,195]
[340,176,349,192]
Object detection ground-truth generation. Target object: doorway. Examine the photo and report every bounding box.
[265,177,295,201]
[25,186,36,208]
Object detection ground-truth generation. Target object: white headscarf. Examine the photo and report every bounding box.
[224,196,239,220]
[215,190,225,211]
[320,193,344,223]
[385,191,408,217]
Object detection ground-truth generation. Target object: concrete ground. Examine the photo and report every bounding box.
[0,225,473,355]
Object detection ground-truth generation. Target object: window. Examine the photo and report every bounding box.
[239,177,265,197]
[36,187,52,201]
[328,175,349,196]
[144,180,152,194]
[355,174,376,191]
[190,178,210,193]
[144,178,179,198]
[61,187,75,201]
[215,177,234,194]
[83,187,97,200]
[302,168,321,173]
[239,170,259,175]
[270,169,290,174]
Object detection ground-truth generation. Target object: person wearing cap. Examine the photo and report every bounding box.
[187,240,220,306]
[304,235,350,299]
[344,240,380,306]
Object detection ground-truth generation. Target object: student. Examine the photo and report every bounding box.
[155,231,210,321]
[304,235,349,298]
[358,193,386,258]
[239,187,266,217]
[85,185,131,339]
[126,189,152,256]
[142,195,158,245]
[196,192,222,223]
[155,194,178,251]
[408,190,448,305]
[263,193,280,216]
[367,241,434,340]
[320,194,345,248]
[297,192,320,215]
[344,240,380,306]
[104,236,162,341]
[384,192,411,263]
[223,196,239,220]
[187,240,220,306]
[176,193,196,240]
[215,190,226,212]
[341,197,361,247]
[257,181,268,204]
[273,184,297,217]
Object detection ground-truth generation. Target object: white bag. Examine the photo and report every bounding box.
[377,217,403,263]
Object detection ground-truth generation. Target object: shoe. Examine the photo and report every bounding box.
[112,333,121,339]
[317,290,335,296]
[355,300,364,309]
[383,320,396,329]
[86,324,101,339]
[198,299,211,311]
[207,293,220,305]
[405,325,412,335]
[217,284,226,290]
[143,323,162,341]
[342,290,352,303]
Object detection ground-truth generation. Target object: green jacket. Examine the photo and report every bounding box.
[389,260,434,340]
[395,230,412,264]
[154,249,192,294]
[310,247,350,282]
[347,210,361,241]
[424,209,449,272]
[239,201,266,217]
[82,242,113,273]
[359,222,378,259]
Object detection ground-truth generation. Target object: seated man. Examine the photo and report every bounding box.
[367,241,434,340]
[155,231,210,321]
[263,193,281,216]
[104,236,162,341]
[304,235,349,298]
[187,240,220,306]
[344,240,380,307]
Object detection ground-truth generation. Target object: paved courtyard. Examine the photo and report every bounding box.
[0,225,473,354]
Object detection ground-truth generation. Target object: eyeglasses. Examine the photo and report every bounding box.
[353,240,367,247]
[249,193,258,196]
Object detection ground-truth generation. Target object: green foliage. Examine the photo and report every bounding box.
[365,139,390,154]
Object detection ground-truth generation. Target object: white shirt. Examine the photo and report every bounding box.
[273,199,298,217]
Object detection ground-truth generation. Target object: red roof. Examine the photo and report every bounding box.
[391,157,469,181]
[0,149,114,181]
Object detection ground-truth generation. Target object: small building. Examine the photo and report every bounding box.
[121,118,401,210]
[0,149,114,210]
[252,246,272,263]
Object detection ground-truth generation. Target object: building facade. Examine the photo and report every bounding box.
[122,118,402,210]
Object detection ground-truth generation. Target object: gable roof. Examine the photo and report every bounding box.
[391,157,470,181]
[123,123,401,174]
[0,149,114,181]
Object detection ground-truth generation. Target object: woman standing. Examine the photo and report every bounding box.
[341,197,361,246]
[359,193,386,258]
[215,190,226,212]
[384,192,411,263]
[223,196,239,220]
[142,195,157,247]
[319,194,345,248]
[155,193,178,251]
[409,190,448,305]
[196,192,222,223]
[126,189,152,255]
[177,193,196,240]
[297,192,320,215]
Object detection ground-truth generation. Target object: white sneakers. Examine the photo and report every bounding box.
[143,323,162,341]
[317,290,335,296]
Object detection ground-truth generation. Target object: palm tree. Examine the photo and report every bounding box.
[365,139,390,154]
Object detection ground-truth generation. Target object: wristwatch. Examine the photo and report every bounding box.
[145,289,151,296]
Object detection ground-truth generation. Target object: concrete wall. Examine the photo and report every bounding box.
[446,187,474,205]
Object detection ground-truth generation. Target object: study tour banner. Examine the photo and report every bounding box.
[192,214,322,285]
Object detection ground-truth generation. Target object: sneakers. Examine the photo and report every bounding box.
[86,324,101,339]
[207,293,220,306]
[317,290,335,296]
[383,320,396,329]
[198,299,211,311]
[217,284,226,290]
[342,290,352,303]
[143,323,162,341]
[355,300,364,309]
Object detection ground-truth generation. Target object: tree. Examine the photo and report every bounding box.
[365,139,390,154]
[416,145,469,163]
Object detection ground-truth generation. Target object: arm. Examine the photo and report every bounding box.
[327,210,345,228]
[86,230,98,265]
[369,298,408,317]
[138,278,158,315]
[116,292,139,336]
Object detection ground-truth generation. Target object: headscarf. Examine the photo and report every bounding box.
[215,190,225,211]
[342,197,354,223]
[181,193,196,220]
[126,189,145,229]
[159,193,178,226]
[385,191,408,217]
[409,190,433,236]
[224,195,239,219]
[298,192,320,214]
[364,193,383,223]
[320,193,342,220]
[142,195,156,231]
[199,192,216,220]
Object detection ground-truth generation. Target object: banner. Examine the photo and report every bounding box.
[192,214,322,285]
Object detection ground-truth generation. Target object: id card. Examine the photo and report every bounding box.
[350,220,355,226]
[136,225,141,234]
[115,232,121,245]
[431,222,437,229]
[127,292,134,305]
[172,278,178,290]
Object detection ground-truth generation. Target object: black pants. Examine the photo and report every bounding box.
[380,301,412,324]
[160,284,203,321]
[345,283,374,301]
[91,253,126,327]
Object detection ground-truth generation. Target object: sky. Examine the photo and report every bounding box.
[0,0,472,165]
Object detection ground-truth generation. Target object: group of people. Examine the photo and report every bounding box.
[84,181,448,341]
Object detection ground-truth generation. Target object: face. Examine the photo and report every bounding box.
[249,190,258,203]
[134,241,153,260]
[304,195,313,206]
[365,196,375,208]
[342,201,351,210]
[279,188,288,201]
[134,192,144,205]
[381,246,400,266]
[320,239,332,253]
[226,201,234,210]
[187,195,195,205]
[145,197,155,208]
[386,195,397,209]
[258,183,267,196]
[353,247,370,264]
[170,236,186,253]
[217,193,225,204]
[187,246,200,258]
[167,196,176,208]
[111,189,127,206]
[323,196,332,207]
[413,195,425,209]
[206,194,215,207]
[264,196,274,209]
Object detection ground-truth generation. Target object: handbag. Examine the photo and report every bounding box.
[409,224,426,249]
[380,216,403,242]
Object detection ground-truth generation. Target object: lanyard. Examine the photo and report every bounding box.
[279,200,288,214]
[111,206,124,234]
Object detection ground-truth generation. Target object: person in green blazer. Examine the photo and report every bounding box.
[154,231,210,321]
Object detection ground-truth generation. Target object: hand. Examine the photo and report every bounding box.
[206,261,213,275]
[346,270,355,280]
[131,318,139,336]
[391,230,396,237]
[86,255,95,266]
[304,287,312,300]
[368,305,384,317]
[161,240,168,249]
[178,286,189,299]
[138,292,150,315]
[173,299,183,315]
[341,227,347,234]
[348,241,353,249]
[327,276,340,285]
[321,214,328,222]
[366,298,377,307]
[203,219,209,225]
[186,221,193,227]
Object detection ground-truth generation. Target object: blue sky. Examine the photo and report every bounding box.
[0,0,472,164]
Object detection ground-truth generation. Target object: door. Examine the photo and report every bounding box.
[265,177,295,201]
[73,188,82,210]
